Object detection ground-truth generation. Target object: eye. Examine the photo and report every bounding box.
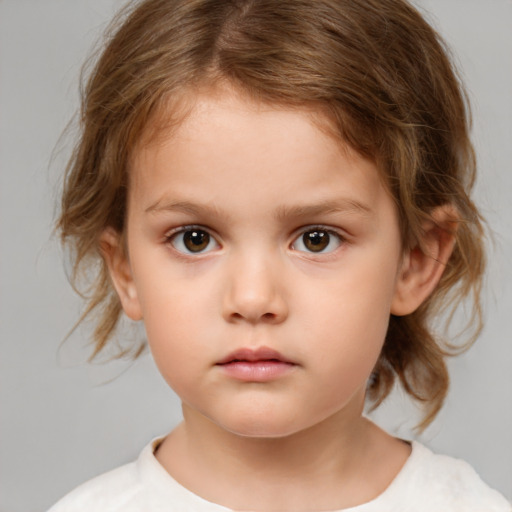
[168,228,219,254]
[292,228,343,254]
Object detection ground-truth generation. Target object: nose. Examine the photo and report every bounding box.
[222,250,289,325]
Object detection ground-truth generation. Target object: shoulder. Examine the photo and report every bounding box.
[47,460,144,512]
[47,438,159,512]
[48,463,142,512]
[47,437,231,512]
[385,441,511,511]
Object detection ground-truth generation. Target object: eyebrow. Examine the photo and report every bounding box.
[273,199,373,221]
[145,200,228,218]
[145,198,373,219]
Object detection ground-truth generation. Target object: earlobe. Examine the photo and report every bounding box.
[100,228,143,321]
[391,205,457,316]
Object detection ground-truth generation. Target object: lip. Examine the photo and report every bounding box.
[215,347,297,382]
[216,346,294,365]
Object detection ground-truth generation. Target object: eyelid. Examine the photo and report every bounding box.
[291,224,347,240]
[164,224,221,255]
[164,224,210,238]
[290,225,346,254]
[162,224,347,257]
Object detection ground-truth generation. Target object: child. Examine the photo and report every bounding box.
[50,0,511,510]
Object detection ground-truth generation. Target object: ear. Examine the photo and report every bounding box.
[100,228,143,321]
[391,205,457,316]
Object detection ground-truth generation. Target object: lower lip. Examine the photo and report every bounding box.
[217,360,296,382]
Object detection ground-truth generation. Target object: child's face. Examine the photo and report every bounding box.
[117,90,405,438]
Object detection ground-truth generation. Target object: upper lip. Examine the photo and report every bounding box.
[216,347,295,365]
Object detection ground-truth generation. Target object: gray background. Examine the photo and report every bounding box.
[1,0,511,510]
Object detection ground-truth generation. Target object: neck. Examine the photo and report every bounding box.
[155,403,410,511]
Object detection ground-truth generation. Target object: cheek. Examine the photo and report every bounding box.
[140,289,205,354]
[300,256,398,371]
[308,256,397,328]
[142,302,206,400]
[133,270,220,389]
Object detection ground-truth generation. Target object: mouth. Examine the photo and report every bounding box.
[216,346,294,365]
[215,347,297,382]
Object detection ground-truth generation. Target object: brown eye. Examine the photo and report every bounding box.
[303,230,330,252]
[183,230,210,252]
[170,228,218,254]
[292,228,343,254]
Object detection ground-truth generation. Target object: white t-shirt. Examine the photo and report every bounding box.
[48,438,510,512]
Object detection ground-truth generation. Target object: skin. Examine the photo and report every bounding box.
[103,87,455,511]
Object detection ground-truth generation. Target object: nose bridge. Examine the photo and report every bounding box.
[223,244,288,324]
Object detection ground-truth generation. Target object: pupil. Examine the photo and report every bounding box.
[304,231,329,252]
[184,230,209,252]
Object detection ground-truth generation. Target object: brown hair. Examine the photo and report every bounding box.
[58,0,485,429]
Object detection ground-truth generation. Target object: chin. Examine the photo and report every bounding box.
[216,413,313,439]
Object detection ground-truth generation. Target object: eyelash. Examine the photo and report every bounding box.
[165,225,220,255]
[164,225,346,256]
[291,226,345,255]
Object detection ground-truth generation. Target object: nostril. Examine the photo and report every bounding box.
[223,284,289,324]
[228,310,280,324]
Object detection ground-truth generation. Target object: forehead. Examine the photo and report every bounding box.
[128,88,391,218]
[132,84,351,169]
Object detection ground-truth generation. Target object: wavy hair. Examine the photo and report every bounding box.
[58,0,485,429]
